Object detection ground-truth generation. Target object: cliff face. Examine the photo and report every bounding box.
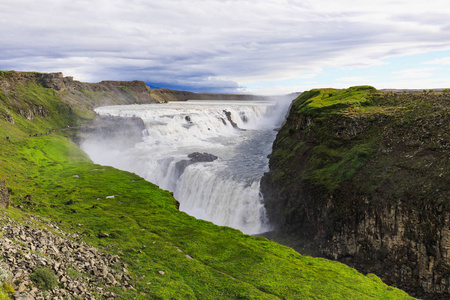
[261,87,450,299]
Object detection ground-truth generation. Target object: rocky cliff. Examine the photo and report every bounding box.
[261,87,450,299]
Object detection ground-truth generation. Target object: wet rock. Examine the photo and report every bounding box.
[188,152,218,163]
[223,110,240,129]
[174,152,219,179]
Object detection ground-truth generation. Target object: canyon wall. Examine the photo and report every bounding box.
[261,87,450,299]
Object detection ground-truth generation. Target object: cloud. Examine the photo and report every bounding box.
[424,57,450,65]
[336,76,374,83]
[1,0,450,93]
[393,67,440,79]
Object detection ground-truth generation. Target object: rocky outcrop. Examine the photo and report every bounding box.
[39,72,66,91]
[261,89,450,299]
[187,152,218,163]
[0,181,10,209]
[0,71,66,92]
[0,214,134,299]
[18,105,49,121]
[0,110,14,124]
[223,110,240,130]
[174,152,218,179]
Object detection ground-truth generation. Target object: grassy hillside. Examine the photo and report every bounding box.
[0,80,416,299]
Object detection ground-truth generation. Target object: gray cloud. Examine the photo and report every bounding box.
[1,0,449,93]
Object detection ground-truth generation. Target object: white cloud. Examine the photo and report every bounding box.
[373,77,450,90]
[1,0,450,93]
[336,76,374,83]
[424,57,450,65]
[393,67,440,80]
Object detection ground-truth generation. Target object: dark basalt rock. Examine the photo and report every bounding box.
[174,152,219,179]
[187,152,218,163]
[222,110,246,131]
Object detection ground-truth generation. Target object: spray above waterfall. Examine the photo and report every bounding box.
[81,98,292,234]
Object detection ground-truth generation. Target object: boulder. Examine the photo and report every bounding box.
[174,152,219,179]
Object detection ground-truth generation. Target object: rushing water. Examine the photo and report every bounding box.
[81,99,290,234]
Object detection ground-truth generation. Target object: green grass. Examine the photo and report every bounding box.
[0,290,11,300]
[270,86,385,193]
[0,81,416,299]
[293,86,377,116]
[30,267,58,290]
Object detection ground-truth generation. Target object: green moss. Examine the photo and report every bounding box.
[119,86,139,103]
[307,142,375,191]
[0,71,14,78]
[30,267,58,290]
[0,290,12,300]
[1,282,13,295]
[293,86,377,116]
[269,87,389,193]
[66,268,82,279]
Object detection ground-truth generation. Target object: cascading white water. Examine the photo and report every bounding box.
[81,99,290,234]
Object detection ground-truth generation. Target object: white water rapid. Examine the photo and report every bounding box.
[81,99,291,234]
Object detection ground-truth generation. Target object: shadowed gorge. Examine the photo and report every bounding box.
[0,71,417,299]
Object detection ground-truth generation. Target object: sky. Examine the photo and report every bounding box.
[1,0,450,95]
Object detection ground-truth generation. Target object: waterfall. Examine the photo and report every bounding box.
[81,99,290,234]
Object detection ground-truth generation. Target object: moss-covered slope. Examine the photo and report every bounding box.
[0,77,416,299]
[261,86,449,299]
